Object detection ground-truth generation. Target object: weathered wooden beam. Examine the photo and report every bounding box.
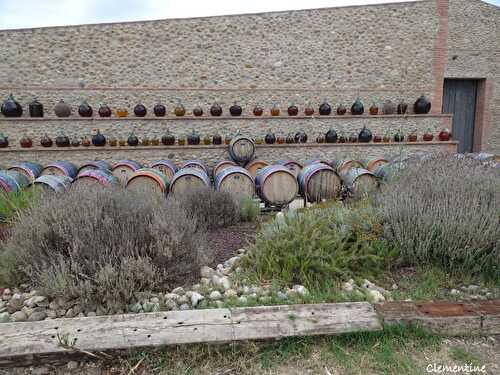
[0,302,381,368]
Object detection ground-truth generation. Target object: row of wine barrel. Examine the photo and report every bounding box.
[1,157,398,206]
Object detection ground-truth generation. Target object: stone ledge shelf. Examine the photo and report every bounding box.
[0,114,452,121]
[0,141,458,153]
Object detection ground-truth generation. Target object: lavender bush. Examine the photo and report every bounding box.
[376,155,500,278]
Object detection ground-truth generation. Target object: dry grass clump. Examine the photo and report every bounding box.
[377,155,500,278]
[0,185,211,307]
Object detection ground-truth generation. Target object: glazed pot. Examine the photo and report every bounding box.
[394,132,404,142]
[316,135,325,143]
[210,103,223,116]
[304,105,315,116]
[178,138,186,146]
[229,102,242,116]
[438,129,451,141]
[203,136,212,145]
[351,98,364,115]
[153,103,166,117]
[54,99,71,117]
[81,137,91,147]
[40,134,53,147]
[270,105,280,116]
[373,135,382,143]
[0,133,8,148]
[134,104,147,117]
[187,130,200,145]
[336,103,347,115]
[325,129,338,143]
[71,138,81,147]
[276,134,285,144]
[265,133,276,144]
[338,134,347,143]
[141,137,150,146]
[382,134,391,143]
[358,126,373,143]
[161,132,175,146]
[128,133,139,146]
[253,105,263,116]
[414,95,431,114]
[174,104,186,117]
[91,130,106,146]
[254,137,263,145]
[20,135,33,148]
[1,94,23,117]
[193,106,203,117]
[397,100,408,115]
[348,133,358,143]
[29,98,44,117]
[116,108,128,117]
[319,101,331,116]
[408,133,418,142]
[151,138,160,146]
[98,104,112,117]
[294,131,307,143]
[383,100,396,115]
[423,130,434,142]
[224,136,232,145]
[212,134,222,145]
[55,133,70,147]
[369,103,379,115]
[287,105,299,116]
[109,137,118,147]
[78,101,93,117]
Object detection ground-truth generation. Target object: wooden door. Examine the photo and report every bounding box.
[442,79,478,153]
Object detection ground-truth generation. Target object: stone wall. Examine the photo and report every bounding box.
[0,0,497,160]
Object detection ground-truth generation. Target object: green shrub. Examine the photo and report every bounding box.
[172,188,240,230]
[376,155,500,278]
[0,185,211,308]
[243,202,392,288]
[238,196,260,222]
[0,187,42,223]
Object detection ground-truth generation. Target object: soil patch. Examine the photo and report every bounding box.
[207,222,257,267]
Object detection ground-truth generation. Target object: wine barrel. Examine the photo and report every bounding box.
[33,175,73,193]
[150,160,178,182]
[213,160,237,177]
[8,162,43,183]
[277,160,303,178]
[304,159,331,167]
[298,163,342,203]
[41,161,78,179]
[215,166,255,197]
[77,160,113,175]
[73,169,119,188]
[332,159,364,175]
[126,168,170,195]
[228,136,255,164]
[0,170,30,194]
[340,168,378,197]
[112,159,142,186]
[180,160,209,175]
[373,162,405,180]
[170,168,211,195]
[255,165,298,206]
[245,160,269,178]
[363,158,388,172]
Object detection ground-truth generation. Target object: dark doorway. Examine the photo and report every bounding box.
[442,79,478,153]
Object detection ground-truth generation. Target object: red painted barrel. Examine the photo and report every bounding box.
[8,162,43,183]
[214,166,255,197]
[0,170,30,194]
[255,165,298,206]
[41,161,78,179]
[77,160,113,175]
[73,169,119,188]
[112,159,143,186]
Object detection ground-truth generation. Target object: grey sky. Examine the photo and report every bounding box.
[0,0,499,30]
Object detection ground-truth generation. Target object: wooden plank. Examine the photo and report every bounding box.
[0,302,381,367]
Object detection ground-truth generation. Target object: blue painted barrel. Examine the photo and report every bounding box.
[170,167,211,195]
[150,160,178,182]
[214,166,255,197]
[77,160,113,175]
[8,162,43,183]
[33,175,73,193]
[298,163,342,203]
[255,165,298,206]
[112,159,143,185]
[277,160,303,178]
[74,169,119,188]
[0,170,30,194]
[180,160,208,175]
[127,168,170,195]
[41,161,78,179]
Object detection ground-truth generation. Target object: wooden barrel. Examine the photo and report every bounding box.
[363,158,388,172]
[41,161,78,179]
[73,169,119,188]
[170,168,211,195]
[8,162,43,183]
[126,168,170,195]
[340,168,378,197]
[245,160,269,178]
[33,175,73,193]
[255,165,298,206]
[373,162,405,180]
[112,159,142,186]
[213,160,237,177]
[77,160,113,175]
[0,171,30,194]
[277,160,303,178]
[298,163,342,203]
[228,136,255,164]
[333,159,364,175]
[304,159,331,167]
[180,160,209,175]
[150,160,178,182]
[215,166,255,197]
